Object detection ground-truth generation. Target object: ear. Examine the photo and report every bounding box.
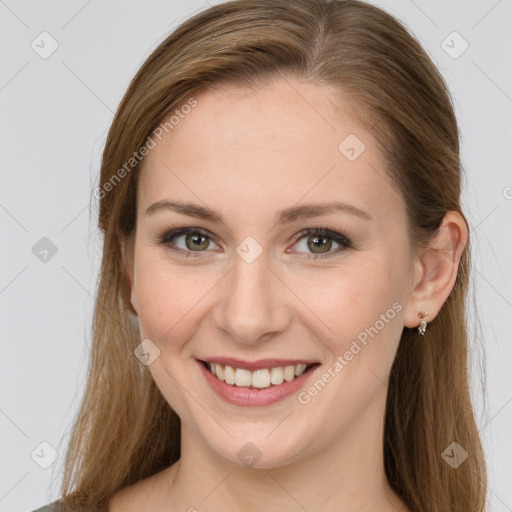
[121,233,138,315]
[403,211,468,329]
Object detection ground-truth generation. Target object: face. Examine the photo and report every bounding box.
[127,77,417,468]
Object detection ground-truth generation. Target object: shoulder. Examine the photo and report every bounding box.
[109,478,159,512]
[109,464,179,512]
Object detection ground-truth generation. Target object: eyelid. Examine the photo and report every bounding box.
[157,227,221,254]
[290,225,352,246]
[286,226,352,260]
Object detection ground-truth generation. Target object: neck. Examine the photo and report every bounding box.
[164,386,407,512]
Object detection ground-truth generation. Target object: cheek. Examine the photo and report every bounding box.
[296,260,402,335]
[296,262,405,422]
[132,251,210,348]
[295,259,405,385]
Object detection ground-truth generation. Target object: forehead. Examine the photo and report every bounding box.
[137,78,401,227]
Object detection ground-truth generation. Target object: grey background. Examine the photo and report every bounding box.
[1,1,511,511]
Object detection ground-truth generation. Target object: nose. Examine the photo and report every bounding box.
[212,250,291,345]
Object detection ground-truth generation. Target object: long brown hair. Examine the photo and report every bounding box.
[57,1,487,510]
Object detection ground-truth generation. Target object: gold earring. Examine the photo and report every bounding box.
[417,311,428,335]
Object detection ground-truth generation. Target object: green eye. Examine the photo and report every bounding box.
[289,228,351,259]
[159,226,352,259]
[160,228,218,257]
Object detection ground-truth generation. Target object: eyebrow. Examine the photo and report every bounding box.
[145,200,373,224]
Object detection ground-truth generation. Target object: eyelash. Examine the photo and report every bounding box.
[157,225,352,260]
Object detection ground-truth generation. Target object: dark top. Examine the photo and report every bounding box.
[33,498,110,511]
[32,501,69,512]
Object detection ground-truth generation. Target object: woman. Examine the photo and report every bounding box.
[34,0,487,510]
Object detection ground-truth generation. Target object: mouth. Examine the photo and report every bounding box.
[199,359,320,390]
[196,356,321,406]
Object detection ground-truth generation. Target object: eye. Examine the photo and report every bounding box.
[288,227,352,259]
[157,225,352,260]
[158,228,220,257]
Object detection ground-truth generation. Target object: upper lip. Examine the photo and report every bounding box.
[198,357,319,371]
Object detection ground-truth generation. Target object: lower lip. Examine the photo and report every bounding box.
[197,360,319,407]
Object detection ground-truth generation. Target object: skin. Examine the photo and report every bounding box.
[111,77,467,512]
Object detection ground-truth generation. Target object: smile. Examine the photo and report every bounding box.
[204,361,316,388]
[197,358,320,407]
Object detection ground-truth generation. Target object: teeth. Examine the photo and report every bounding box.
[206,362,313,388]
[223,365,235,385]
[252,369,270,388]
[270,367,284,385]
[295,364,307,376]
[234,368,252,386]
[283,365,295,382]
